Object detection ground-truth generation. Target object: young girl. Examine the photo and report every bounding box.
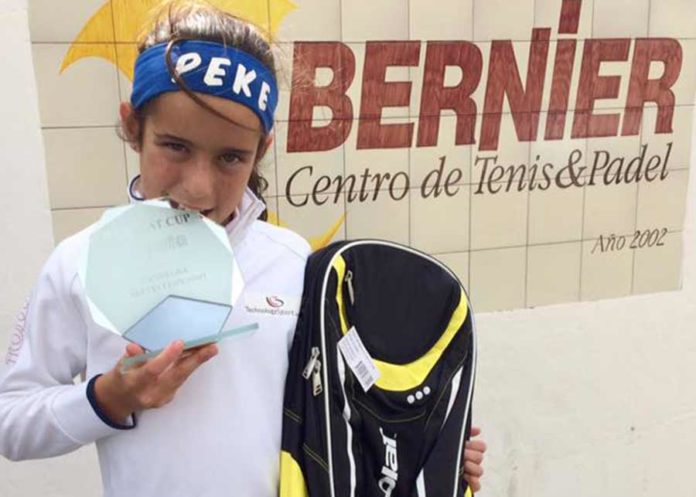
[0,1,485,495]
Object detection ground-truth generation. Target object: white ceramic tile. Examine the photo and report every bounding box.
[274,120,344,199]
[479,41,539,115]
[528,183,584,244]
[52,207,107,244]
[586,132,642,160]
[470,185,528,250]
[649,0,696,38]
[114,43,139,83]
[641,39,696,108]
[591,43,635,112]
[117,63,134,104]
[469,247,526,311]
[275,41,355,122]
[580,237,633,300]
[29,0,113,43]
[43,127,128,210]
[347,43,413,121]
[409,41,488,128]
[276,76,299,124]
[278,193,346,250]
[415,40,489,122]
[263,196,280,225]
[460,41,490,122]
[32,43,121,127]
[535,0,594,39]
[473,113,532,185]
[585,132,642,183]
[540,40,586,116]
[532,111,588,181]
[527,242,582,307]
[111,0,271,42]
[632,231,683,294]
[274,0,341,41]
[475,39,575,140]
[636,169,689,232]
[583,181,638,239]
[409,0,474,41]
[473,0,535,41]
[593,0,649,38]
[111,1,151,43]
[410,116,472,188]
[273,42,296,90]
[344,118,411,180]
[345,189,409,245]
[434,252,470,290]
[341,0,408,42]
[473,40,592,129]
[410,184,470,254]
[529,111,590,198]
[641,105,694,169]
[259,137,278,199]
[408,39,488,183]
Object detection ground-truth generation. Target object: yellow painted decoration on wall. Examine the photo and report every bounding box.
[308,214,344,251]
[60,0,296,80]
[266,210,283,227]
[268,212,345,252]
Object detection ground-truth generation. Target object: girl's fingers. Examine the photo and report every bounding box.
[144,340,185,377]
[466,476,481,492]
[163,344,218,388]
[464,460,484,477]
[125,342,145,357]
[116,344,148,374]
[464,448,484,465]
[466,439,488,454]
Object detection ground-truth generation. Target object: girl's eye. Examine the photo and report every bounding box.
[163,142,188,153]
[220,153,242,165]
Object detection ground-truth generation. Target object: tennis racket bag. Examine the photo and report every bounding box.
[280,240,477,497]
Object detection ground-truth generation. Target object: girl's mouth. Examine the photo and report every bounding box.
[167,199,214,217]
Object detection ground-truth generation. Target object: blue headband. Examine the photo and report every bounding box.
[131,41,278,133]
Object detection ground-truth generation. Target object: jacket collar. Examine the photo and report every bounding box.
[224,188,266,245]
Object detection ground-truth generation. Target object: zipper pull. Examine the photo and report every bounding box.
[345,270,355,305]
[302,347,320,379]
[312,360,323,397]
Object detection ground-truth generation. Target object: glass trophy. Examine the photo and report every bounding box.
[78,199,257,370]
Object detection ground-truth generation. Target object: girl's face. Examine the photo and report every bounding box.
[121,92,268,225]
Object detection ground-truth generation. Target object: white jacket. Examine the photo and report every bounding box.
[0,190,310,497]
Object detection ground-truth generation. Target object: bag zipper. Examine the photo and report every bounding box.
[344,270,355,305]
[303,347,320,379]
[303,346,324,396]
[341,271,357,363]
[312,359,323,397]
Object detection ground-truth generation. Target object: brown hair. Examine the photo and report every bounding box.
[123,0,277,220]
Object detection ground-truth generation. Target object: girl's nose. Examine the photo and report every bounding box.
[178,158,216,209]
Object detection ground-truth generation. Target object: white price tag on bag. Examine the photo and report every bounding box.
[338,326,381,392]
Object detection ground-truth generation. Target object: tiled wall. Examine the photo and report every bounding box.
[28,0,696,311]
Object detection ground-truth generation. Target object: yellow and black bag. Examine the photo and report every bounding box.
[281,240,477,497]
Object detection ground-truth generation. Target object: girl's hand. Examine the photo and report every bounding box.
[94,340,218,423]
[463,425,487,493]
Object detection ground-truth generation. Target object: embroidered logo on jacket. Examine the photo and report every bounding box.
[5,299,29,366]
[244,293,299,317]
[266,296,285,308]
